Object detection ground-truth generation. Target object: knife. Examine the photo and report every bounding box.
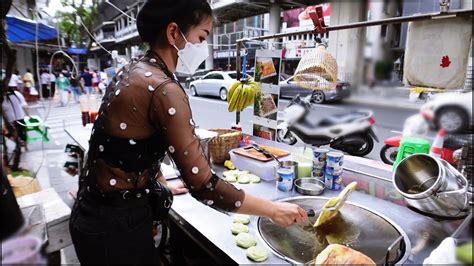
[251,143,273,159]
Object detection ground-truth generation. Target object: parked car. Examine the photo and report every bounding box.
[278,76,351,103]
[420,91,473,133]
[189,71,237,101]
[185,69,211,88]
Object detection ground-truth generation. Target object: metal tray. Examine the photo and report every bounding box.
[257,196,411,265]
[294,178,325,196]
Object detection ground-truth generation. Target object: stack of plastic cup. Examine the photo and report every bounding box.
[312,148,329,181]
[325,152,344,190]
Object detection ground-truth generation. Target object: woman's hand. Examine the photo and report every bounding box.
[167,180,189,195]
[269,202,308,227]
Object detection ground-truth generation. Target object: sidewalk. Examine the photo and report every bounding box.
[8,100,81,264]
[345,85,423,111]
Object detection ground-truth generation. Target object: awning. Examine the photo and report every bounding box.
[66,48,88,55]
[6,15,58,42]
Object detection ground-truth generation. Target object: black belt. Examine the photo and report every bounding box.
[81,186,150,208]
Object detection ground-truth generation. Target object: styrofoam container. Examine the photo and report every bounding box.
[229,151,292,181]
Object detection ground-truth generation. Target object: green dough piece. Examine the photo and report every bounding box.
[238,174,250,184]
[231,222,249,235]
[223,170,239,177]
[225,175,237,183]
[236,233,257,249]
[233,214,250,224]
[248,174,261,183]
[246,246,268,262]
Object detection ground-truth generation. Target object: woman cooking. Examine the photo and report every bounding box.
[69,0,308,264]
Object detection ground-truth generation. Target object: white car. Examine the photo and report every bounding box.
[420,91,472,133]
[189,71,237,101]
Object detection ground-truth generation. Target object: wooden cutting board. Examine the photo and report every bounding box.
[232,145,290,162]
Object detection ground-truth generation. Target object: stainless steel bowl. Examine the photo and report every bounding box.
[294,178,325,196]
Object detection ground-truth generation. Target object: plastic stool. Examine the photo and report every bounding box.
[24,115,49,144]
[393,137,430,170]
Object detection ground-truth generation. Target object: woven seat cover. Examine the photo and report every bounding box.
[294,45,338,91]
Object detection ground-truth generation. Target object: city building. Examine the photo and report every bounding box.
[5,0,59,75]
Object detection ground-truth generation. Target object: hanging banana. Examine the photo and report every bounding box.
[227,79,261,113]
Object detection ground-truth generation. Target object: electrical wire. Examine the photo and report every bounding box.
[104,0,136,21]
[78,17,112,55]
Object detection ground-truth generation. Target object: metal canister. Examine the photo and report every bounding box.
[313,148,329,166]
[326,152,344,167]
[277,167,295,192]
[312,168,325,179]
[325,172,343,190]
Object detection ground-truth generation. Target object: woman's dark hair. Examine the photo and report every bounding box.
[137,0,213,46]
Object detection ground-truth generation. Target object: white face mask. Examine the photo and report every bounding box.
[174,31,209,75]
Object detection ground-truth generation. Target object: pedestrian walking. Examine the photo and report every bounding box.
[50,72,57,98]
[56,72,70,107]
[8,70,20,91]
[22,69,38,98]
[40,69,50,98]
[2,87,30,171]
[15,70,24,95]
[81,68,93,94]
[70,73,81,103]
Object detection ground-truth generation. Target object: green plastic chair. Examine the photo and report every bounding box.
[24,115,49,144]
[393,137,430,170]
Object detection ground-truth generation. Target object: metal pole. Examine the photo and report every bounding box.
[235,41,242,125]
[237,9,474,43]
[227,34,230,70]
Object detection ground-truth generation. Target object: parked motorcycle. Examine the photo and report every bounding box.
[277,95,379,157]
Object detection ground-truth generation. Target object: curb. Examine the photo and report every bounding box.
[344,97,421,111]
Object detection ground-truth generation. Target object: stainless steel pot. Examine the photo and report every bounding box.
[393,154,469,218]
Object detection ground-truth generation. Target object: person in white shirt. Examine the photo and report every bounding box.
[2,87,30,170]
[50,72,57,98]
[41,69,50,98]
[15,70,24,94]
[8,72,19,90]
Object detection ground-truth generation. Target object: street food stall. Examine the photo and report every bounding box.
[60,3,472,265]
[64,123,472,264]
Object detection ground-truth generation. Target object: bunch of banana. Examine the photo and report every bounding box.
[227,79,261,112]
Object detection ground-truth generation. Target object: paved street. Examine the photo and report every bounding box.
[185,90,422,161]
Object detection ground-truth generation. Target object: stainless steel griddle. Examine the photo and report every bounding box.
[257,197,411,264]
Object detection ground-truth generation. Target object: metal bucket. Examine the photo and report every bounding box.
[393,154,469,218]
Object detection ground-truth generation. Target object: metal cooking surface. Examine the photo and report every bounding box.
[258,197,409,264]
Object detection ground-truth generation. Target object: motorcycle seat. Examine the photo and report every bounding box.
[318,112,368,127]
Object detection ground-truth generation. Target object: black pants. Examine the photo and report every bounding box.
[42,84,50,98]
[50,82,56,97]
[14,119,26,143]
[69,189,157,265]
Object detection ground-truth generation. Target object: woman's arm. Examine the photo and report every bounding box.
[149,80,307,226]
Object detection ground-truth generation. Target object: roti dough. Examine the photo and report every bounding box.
[246,246,268,262]
[237,174,250,184]
[233,214,250,224]
[248,174,261,183]
[231,223,249,235]
[236,232,257,249]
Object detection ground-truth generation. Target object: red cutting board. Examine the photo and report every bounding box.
[232,145,290,162]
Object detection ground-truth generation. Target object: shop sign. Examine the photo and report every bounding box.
[284,47,315,59]
[213,49,245,59]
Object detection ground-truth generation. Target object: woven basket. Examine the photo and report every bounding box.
[208,129,241,164]
[294,45,338,91]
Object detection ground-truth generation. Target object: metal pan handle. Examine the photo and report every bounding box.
[384,235,405,266]
[438,160,468,195]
